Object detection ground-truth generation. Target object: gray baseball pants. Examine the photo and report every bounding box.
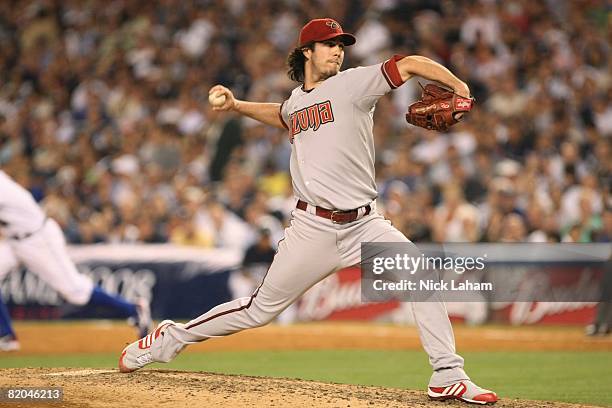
[152,207,469,386]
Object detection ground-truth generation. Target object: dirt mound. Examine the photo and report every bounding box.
[0,368,600,408]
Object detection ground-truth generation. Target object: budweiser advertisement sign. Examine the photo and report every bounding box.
[297,243,609,325]
[297,267,400,321]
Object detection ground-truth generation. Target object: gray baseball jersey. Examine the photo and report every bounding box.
[146,57,470,387]
[280,57,404,210]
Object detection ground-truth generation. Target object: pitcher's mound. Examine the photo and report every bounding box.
[0,368,598,408]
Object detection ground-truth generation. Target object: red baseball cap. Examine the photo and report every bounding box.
[299,18,356,47]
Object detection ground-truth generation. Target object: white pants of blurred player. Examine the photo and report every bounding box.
[0,219,94,305]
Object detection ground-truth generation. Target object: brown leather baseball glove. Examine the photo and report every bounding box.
[406,83,474,131]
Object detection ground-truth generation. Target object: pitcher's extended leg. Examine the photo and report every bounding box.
[152,213,342,362]
[339,214,468,386]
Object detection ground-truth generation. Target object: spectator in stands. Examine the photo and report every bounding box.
[432,183,480,242]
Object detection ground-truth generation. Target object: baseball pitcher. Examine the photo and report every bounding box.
[119,18,497,405]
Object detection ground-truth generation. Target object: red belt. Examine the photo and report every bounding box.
[296,200,371,224]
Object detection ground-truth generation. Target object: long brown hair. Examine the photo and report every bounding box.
[287,44,313,83]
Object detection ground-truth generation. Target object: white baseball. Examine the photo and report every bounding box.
[208,91,226,107]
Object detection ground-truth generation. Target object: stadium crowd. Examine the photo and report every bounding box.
[0,0,610,253]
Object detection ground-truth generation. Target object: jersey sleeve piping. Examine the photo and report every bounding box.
[380,55,405,89]
[279,101,289,130]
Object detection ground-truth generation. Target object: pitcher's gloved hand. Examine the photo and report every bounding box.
[406,83,474,131]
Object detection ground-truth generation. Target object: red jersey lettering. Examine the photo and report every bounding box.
[288,100,335,143]
[307,105,321,131]
[297,109,309,132]
[319,101,334,123]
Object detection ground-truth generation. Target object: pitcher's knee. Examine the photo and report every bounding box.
[250,310,277,327]
[248,302,283,327]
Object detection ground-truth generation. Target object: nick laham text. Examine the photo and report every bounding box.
[373,279,493,291]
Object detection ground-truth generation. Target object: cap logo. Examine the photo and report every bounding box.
[299,18,355,47]
[326,20,340,29]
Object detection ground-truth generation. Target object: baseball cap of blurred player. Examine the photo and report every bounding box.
[299,18,356,47]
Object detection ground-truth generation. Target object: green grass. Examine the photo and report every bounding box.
[1,350,610,407]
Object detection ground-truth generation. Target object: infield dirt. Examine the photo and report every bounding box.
[0,368,604,408]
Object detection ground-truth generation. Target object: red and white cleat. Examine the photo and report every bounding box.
[428,380,498,405]
[119,320,175,373]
